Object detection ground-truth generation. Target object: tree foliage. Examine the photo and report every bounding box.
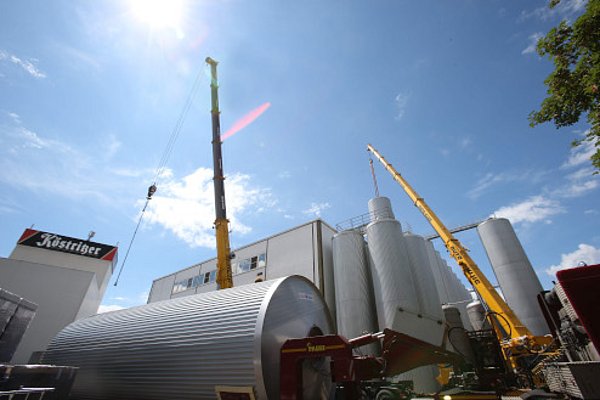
[529,0,600,172]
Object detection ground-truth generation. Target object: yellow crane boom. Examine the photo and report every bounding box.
[207,57,233,290]
[366,144,554,368]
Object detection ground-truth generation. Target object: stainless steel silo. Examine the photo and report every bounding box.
[435,254,472,330]
[332,230,379,355]
[442,305,475,365]
[42,276,332,400]
[365,211,420,338]
[366,197,441,393]
[477,218,548,335]
[467,300,490,331]
[403,233,444,344]
[424,241,450,305]
[368,196,395,220]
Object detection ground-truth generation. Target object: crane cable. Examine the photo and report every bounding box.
[114,66,205,286]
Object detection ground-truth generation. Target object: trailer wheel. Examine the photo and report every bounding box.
[375,388,400,400]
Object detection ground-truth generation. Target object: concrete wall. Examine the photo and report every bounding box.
[0,258,97,363]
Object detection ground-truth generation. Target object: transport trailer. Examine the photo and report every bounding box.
[279,329,461,400]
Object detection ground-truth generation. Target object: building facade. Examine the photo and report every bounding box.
[148,220,337,322]
[0,228,117,363]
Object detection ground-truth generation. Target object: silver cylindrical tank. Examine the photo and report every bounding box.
[477,218,548,335]
[436,255,472,330]
[42,276,333,400]
[366,218,420,336]
[403,233,444,344]
[424,241,450,305]
[332,230,379,355]
[467,300,490,331]
[443,305,475,365]
[366,198,441,393]
[368,196,395,220]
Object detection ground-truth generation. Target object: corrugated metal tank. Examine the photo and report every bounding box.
[332,230,379,355]
[42,276,332,400]
[477,218,548,335]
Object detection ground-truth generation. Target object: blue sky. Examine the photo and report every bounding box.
[1,0,598,313]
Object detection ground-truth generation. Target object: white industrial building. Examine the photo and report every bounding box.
[148,220,338,322]
[0,228,117,363]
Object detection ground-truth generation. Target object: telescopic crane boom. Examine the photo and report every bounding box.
[207,57,233,290]
[366,144,551,366]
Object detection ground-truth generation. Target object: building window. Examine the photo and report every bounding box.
[258,253,266,268]
[239,259,251,273]
[250,256,257,270]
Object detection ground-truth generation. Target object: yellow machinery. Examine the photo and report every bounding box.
[207,57,233,290]
[367,144,552,371]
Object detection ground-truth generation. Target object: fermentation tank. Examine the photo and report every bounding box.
[443,305,474,365]
[332,230,379,355]
[366,197,441,393]
[467,300,490,331]
[366,198,420,338]
[477,218,548,335]
[403,233,444,343]
[42,276,332,400]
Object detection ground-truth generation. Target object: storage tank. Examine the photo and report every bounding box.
[42,276,333,400]
[332,230,379,355]
[436,254,472,330]
[424,241,450,305]
[366,197,441,393]
[366,198,421,338]
[467,300,490,331]
[442,305,475,365]
[403,233,444,343]
[477,218,548,335]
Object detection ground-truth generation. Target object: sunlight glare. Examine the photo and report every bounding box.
[129,0,185,31]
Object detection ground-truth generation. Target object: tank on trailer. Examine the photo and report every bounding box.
[42,276,333,400]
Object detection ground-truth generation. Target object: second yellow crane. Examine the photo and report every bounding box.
[367,144,552,371]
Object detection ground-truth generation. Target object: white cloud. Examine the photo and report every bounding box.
[468,170,547,199]
[303,202,331,217]
[460,137,472,149]
[546,244,600,276]
[0,50,46,79]
[562,138,595,169]
[491,195,565,224]
[7,112,21,124]
[105,133,122,159]
[555,165,599,198]
[0,114,147,204]
[278,170,291,179]
[143,167,274,248]
[519,0,587,21]
[394,92,410,120]
[97,304,125,314]
[522,32,543,55]
[584,209,598,215]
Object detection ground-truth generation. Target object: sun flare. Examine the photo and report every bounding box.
[129,0,186,31]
